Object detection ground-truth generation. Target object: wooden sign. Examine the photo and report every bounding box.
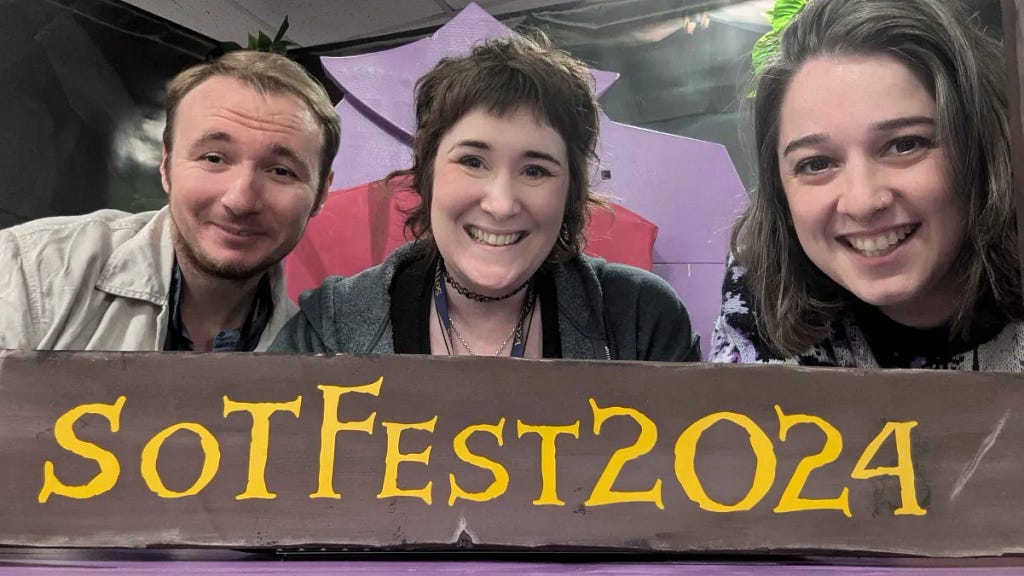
[1,350,1022,556]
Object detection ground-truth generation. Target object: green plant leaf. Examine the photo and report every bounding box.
[257,30,272,51]
[228,17,296,55]
[273,16,290,44]
[769,0,807,33]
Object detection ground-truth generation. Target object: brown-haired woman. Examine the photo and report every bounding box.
[272,34,700,361]
[711,0,1023,369]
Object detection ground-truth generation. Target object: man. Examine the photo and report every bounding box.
[0,51,338,350]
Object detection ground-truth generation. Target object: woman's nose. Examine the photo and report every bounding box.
[835,162,892,221]
[479,172,521,219]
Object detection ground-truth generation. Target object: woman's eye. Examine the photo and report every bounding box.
[458,156,484,169]
[794,157,833,175]
[523,165,552,178]
[888,136,931,155]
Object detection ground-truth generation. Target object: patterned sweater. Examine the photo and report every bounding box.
[710,260,1024,371]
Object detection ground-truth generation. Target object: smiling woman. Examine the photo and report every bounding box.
[271,33,701,361]
[710,0,1023,370]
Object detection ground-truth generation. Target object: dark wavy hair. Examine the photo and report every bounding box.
[732,0,1020,356]
[387,32,603,261]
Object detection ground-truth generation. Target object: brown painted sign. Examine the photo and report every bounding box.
[0,351,1022,556]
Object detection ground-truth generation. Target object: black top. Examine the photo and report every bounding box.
[389,251,561,357]
[853,298,1005,369]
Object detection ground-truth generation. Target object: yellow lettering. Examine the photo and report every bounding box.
[851,421,926,516]
[38,396,126,503]
[378,416,438,505]
[674,411,776,512]
[223,395,302,500]
[448,418,509,505]
[584,399,663,509]
[310,379,382,499]
[773,405,850,516]
[140,423,220,498]
[516,420,579,506]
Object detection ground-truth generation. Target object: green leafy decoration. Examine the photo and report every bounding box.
[751,0,807,74]
[218,17,297,56]
[769,0,807,33]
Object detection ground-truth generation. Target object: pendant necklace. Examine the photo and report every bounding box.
[434,260,535,357]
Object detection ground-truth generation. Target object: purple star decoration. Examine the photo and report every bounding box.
[320,3,747,358]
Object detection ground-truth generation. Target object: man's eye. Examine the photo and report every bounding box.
[202,154,224,164]
[271,167,295,178]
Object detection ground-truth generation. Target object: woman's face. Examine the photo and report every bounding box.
[777,54,965,328]
[430,106,569,296]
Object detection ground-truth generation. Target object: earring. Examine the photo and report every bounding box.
[558,222,572,249]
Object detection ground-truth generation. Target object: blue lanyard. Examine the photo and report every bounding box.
[433,261,533,357]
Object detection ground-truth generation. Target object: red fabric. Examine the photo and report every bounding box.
[283,179,657,302]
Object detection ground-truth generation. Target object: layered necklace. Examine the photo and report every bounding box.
[433,261,536,357]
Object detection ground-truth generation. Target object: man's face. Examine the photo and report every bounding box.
[161,75,332,281]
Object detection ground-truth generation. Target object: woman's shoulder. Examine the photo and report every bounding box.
[974,320,1024,371]
[290,243,422,347]
[571,254,700,361]
[301,243,423,304]
[574,254,677,298]
[710,258,848,366]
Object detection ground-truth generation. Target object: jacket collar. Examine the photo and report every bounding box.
[94,206,295,350]
[552,255,611,359]
[95,207,175,305]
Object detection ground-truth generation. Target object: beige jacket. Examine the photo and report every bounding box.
[0,207,296,351]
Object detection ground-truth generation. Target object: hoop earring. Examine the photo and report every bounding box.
[558,222,572,250]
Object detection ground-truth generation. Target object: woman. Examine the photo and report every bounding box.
[272,34,700,361]
[711,0,1023,369]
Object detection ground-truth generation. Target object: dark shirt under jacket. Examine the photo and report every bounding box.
[389,252,561,358]
[163,261,274,352]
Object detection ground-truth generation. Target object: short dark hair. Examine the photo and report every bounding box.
[390,32,603,261]
[732,0,1019,356]
[163,50,340,196]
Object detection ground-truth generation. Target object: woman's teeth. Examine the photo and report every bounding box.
[467,226,523,246]
[847,224,915,257]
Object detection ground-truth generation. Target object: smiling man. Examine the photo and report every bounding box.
[0,51,338,351]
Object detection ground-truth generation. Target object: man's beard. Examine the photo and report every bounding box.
[170,217,281,282]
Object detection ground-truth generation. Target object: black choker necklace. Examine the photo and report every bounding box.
[442,264,530,303]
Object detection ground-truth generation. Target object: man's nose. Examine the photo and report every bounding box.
[219,167,262,216]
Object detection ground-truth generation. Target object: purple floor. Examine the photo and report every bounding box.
[3,549,1024,575]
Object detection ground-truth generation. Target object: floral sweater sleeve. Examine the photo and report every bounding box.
[709,257,774,363]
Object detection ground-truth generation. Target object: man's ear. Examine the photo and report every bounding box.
[159,147,170,195]
[311,170,334,217]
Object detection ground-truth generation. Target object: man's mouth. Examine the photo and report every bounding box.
[844,224,917,257]
[217,223,262,237]
[466,225,525,247]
